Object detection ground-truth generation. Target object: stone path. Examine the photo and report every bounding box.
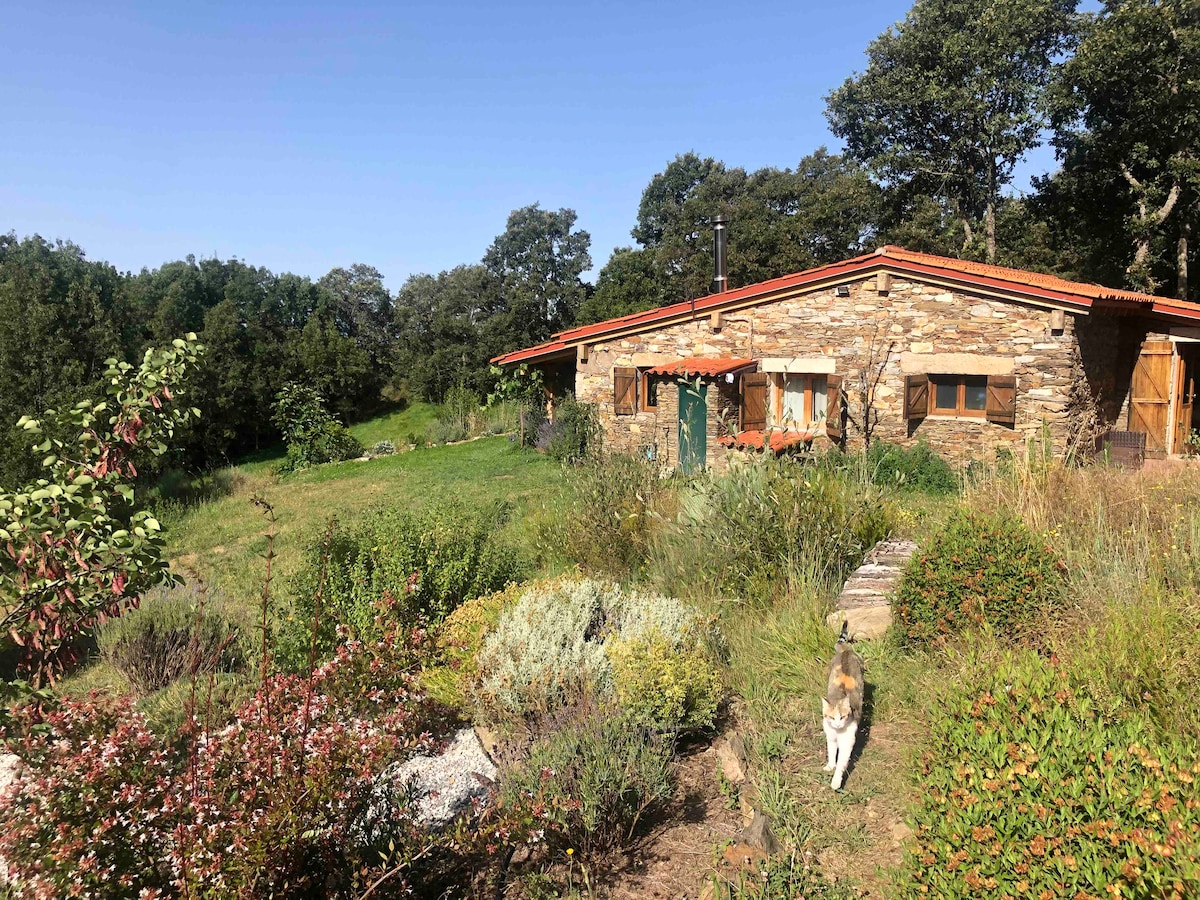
[826,539,919,640]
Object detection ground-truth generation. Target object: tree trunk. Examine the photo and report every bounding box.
[984,199,996,264]
[1122,166,1182,288]
[958,201,974,255]
[985,157,998,263]
[1179,219,1191,300]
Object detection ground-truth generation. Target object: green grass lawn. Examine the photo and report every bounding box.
[349,401,444,447]
[158,435,567,608]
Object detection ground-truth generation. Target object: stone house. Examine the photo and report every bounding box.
[493,246,1200,471]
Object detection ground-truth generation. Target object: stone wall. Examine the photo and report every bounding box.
[574,275,1127,469]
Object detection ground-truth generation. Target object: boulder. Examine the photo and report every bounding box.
[735,809,782,856]
[0,754,23,803]
[826,604,892,641]
[358,728,497,841]
[716,732,748,785]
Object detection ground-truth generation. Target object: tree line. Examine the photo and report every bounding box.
[1,0,1194,485]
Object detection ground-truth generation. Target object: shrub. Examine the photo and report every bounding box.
[892,508,1065,645]
[0,693,181,897]
[0,629,461,898]
[608,634,722,731]
[278,502,526,672]
[862,439,958,494]
[429,417,469,445]
[371,439,396,456]
[425,582,527,709]
[97,584,242,695]
[897,652,1200,899]
[1,335,203,686]
[272,383,364,472]
[473,577,721,730]
[651,459,894,604]
[555,451,664,576]
[540,396,600,463]
[497,705,674,858]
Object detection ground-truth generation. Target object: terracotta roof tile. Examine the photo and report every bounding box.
[645,357,756,377]
[718,429,815,453]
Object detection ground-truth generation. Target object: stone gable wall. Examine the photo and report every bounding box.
[574,275,1138,468]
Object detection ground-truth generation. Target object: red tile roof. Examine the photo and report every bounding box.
[645,357,755,377]
[492,246,1200,366]
[718,429,815,453]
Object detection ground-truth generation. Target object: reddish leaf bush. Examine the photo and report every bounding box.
[898,653,1200,899]
[892,508,1065,645]
[0,626,464,899]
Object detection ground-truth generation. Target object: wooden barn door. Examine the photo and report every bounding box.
[1128,340,1174,453]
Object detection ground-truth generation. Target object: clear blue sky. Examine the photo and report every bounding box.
[3,1,1058,288]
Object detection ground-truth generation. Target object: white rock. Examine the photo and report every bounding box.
[356,728,497,842]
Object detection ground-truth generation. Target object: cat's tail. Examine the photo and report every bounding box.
[837,620,850,646]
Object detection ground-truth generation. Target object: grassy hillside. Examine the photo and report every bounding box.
[348,401,444,447]
[157,434,566,606]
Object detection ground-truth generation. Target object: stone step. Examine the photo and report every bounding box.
[827,605,892,641]
[830,538,918,639]
[842,576,900,593]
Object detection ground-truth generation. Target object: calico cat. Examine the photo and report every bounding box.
[821,620,863,791]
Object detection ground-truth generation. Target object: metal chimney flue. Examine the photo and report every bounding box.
[712,214,728,294]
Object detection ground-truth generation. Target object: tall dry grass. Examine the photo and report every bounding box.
[965,459,1200,739]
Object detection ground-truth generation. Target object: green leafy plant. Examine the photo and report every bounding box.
[488,362,545,448]
[272,382,364,472]
[892,508,1065,645]
[277,502,526,671]
[0,335,203,686]
[497,704,674,859]
[863,439,958,494]
[370,439,397,456]
[898,652,1200,899]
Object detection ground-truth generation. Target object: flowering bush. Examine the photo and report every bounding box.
[892,508,1065,645]
[897,652,1200,899]
[0,694,179,898]
[0,627,464,898]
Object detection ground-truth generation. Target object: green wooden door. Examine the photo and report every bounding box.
[678,381,707,474]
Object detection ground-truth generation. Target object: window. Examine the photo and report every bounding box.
[773,374,830,428]
[904,373,1017,427]
[930,375,987,417]
[640,370,662,412]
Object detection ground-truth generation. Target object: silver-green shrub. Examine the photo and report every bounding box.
[474,577,721,729]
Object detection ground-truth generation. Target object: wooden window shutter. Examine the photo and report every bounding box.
[826,375,843,440]
[740,372,768,431]
[903,374,929,422]
[985,374,1017,426]
[613,367,637,415]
